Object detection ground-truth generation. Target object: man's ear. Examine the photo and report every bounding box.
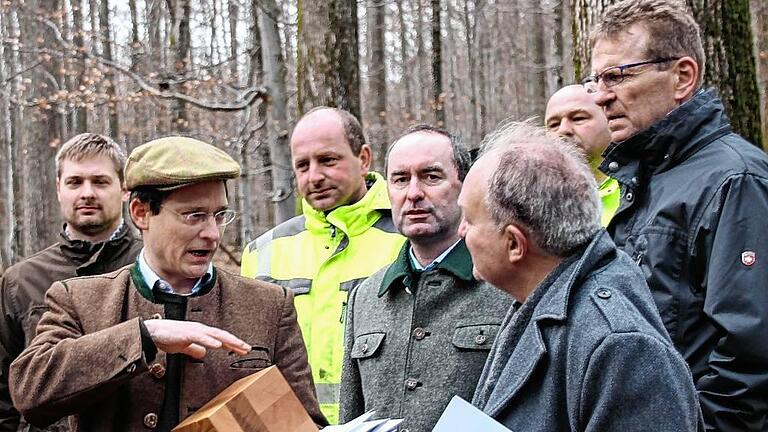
[129,198,150,230]
[358,144,372,173]
[121,185,129,203]
[672,56,699,103]
[503,223,527,265]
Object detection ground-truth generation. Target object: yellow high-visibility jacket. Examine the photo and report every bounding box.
[241,172,405,423]
[599,177,621,227]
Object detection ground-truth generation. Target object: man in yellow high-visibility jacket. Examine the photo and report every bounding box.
[241,107,405,423]
[545,85,620,226]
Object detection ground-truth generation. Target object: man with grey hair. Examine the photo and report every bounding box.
[462,121,702,431]
[340,125,512,432]
[0,133,142,432]
[588,1,768,429]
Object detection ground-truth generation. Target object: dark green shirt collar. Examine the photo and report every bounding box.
[378,239,474,297]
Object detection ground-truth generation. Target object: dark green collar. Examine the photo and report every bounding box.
[130,262,217,303]
[378,239,474,297]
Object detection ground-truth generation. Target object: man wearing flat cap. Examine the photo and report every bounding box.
[9,137,326,432]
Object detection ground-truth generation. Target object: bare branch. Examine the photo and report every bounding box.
[22,9,268,112]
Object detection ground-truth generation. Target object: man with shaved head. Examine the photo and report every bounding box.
[241,107,404,422]
[545,85,618,226]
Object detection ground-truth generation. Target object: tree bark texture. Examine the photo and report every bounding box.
[297,0,361,118]
[260,0,296,224]
[431,0,444,125]
[367,0,388,172]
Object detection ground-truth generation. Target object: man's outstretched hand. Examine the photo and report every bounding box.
[143,320,251,359]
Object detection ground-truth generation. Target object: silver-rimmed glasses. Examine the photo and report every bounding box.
[161,206,238,227]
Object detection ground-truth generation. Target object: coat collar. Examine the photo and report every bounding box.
[531,230,615,322]
[378,239,474,297]
[303,172,393,237]
[600,89,731,180]
[481,230,617,416]
[58,222,137,270]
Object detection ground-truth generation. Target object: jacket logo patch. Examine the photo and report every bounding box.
[741,251,756,266]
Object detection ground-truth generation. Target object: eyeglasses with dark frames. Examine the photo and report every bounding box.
[161,206,238,227]
[581,57,681,92]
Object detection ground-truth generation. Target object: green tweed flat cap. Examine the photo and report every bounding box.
[125,136,241,190]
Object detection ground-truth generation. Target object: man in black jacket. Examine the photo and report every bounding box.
[586,0,768,429]
[0,134,142,431]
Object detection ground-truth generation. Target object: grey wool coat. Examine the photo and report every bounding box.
[472,231,703,432]
[9,265,326,431]
[340,240,514,432]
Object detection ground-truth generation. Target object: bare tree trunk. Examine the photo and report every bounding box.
[3,8,23,262]
[367,0,388,171]
[751,0,767,147]
[297,0,361,117]
[168,0,191,132]
[99,0,119,137]
[228,0,239,81]
[477,6,489,138]
[415,0,429,120]
[396,0,413,120]
[261,0,296,223]
[18,0,63,253]
[526,0,547,117]
[463,0,479,142]
[128,0,140,72]
[431,0,444,125]
[687,0,762,147]
[72,0,88,132]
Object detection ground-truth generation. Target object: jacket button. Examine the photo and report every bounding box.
[125,363,137,374]
[625,192,634,202]
[405,378,419,390]
[360,343,369,354]
[608,161,619,172]
[475,334,487,345]
[143,412,158,429]
[149,363,166,379]
[413,327,426,340]
[630,176,639,186]
[597,289,612,299]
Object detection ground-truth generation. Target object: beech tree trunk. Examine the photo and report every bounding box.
[260,0,296,223]
[297,0,361,117]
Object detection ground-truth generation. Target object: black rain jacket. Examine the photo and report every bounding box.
[600,89,768,431]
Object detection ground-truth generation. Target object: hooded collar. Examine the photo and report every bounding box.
[600,89,732,179]
[378,239,475,297]
[303,172,393,237]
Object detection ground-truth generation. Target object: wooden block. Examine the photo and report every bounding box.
[173,366,319,432]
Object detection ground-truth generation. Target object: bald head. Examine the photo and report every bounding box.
[545,85,612,166]
[289,107,371,211]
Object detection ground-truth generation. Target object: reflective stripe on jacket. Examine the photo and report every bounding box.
[241,172,405,423]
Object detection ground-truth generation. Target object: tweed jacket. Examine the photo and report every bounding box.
[472,231,703,431]
[9,265,325,431]
[340,240,513,432]
[0,224,141,432]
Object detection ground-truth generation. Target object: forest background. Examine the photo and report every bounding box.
[1,0,766,270]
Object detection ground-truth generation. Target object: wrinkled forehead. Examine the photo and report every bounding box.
[590,24,651,72]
